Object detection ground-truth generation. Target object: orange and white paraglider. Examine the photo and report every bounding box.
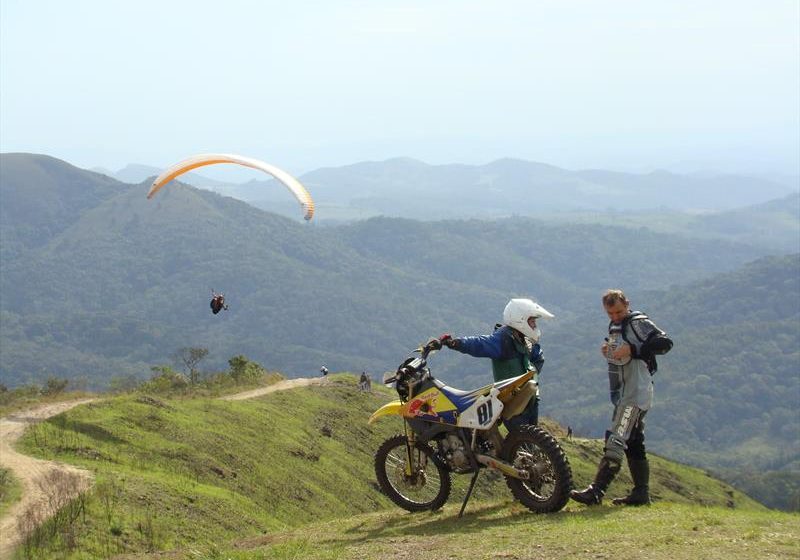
[146,153,315,221]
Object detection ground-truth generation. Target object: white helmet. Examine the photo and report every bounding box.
[503,298,554,342]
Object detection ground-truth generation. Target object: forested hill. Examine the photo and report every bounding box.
[0,153,125,260]
[0,153,772,384]
[647,255,799,464]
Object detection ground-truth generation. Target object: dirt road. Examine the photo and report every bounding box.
[220,376,326,401]
[0,399,96,560]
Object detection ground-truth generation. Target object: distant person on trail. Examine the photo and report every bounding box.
[359,371,369,392]
[434,298,554,429]
[567,426,573,440]
[210,291,228,315]
[570,289,673,507]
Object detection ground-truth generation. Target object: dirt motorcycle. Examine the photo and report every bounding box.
[369,338,573,516]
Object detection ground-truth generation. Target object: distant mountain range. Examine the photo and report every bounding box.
[96,156,798,222]
[92,163,235,190]
[1,153,798,491]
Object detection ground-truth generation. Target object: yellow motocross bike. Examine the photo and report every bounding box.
[369,339,573,516]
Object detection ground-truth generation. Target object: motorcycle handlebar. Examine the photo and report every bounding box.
[422,335,449,357]
[383,338,443,385]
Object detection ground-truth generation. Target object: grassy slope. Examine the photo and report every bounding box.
[13,376,775,559]
[0,467,21,518]
[219,502,799,560]
[0,391,97,418]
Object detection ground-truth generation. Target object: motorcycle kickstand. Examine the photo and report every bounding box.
[458,470,481,518]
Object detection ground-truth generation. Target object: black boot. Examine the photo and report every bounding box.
[613,458,651,506]
[570,458,620,506]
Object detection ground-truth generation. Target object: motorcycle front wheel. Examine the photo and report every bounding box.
[374,434,451,512]
[501,425,573,513]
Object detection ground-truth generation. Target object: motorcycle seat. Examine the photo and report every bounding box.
[494,375,528,391]
[433,379,490,398]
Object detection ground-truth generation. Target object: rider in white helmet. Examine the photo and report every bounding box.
[438,298,554,428]
[501,298,554,344]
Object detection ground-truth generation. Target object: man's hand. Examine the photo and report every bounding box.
[602,339,632,361]
[439,334,458,349]
[610,343,632,361]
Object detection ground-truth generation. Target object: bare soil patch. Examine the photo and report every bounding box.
[0,399,96,560]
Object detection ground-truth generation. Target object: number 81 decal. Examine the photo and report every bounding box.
[477,400,494,425]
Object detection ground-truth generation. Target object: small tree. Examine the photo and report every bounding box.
[143,366,187,393]
[41,376,69,396]
[228,355,266,384]
[228,355,248,383]
[175,347,209,386]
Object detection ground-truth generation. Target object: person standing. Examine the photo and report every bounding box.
[570,289,672,506]
[438,298,554,429]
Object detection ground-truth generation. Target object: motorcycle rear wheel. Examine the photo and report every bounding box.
[374,434,451,512]
[501,425,572,513]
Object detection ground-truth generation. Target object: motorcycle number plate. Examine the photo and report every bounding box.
[458,392,503,429]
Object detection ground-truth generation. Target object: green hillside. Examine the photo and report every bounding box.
[12,378,769,559]
[645,255,800,467]
[0,154,125,259]
[539,191,800,254]
[0,467,21,518]
[212,503,797,560]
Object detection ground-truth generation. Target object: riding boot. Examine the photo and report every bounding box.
[570,458,620,506]
[612,458,651,506]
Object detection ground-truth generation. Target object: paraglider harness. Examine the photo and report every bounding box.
[210,291,228,315]
[612,311,673,374]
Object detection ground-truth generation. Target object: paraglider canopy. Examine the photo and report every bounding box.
[147,153,315,221]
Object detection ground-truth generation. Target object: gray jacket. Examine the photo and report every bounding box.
[607,311,670,410]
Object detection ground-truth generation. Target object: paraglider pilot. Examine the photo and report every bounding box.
[210,290,228,315]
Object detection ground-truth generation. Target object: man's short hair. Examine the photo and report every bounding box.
[602,289,629,308]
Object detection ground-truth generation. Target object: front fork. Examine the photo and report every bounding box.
[403,420,418,477]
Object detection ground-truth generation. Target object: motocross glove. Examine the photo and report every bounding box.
[439,334,459,349]
[427,337,443,351]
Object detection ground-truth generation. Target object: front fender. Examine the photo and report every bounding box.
[368,400,404,424]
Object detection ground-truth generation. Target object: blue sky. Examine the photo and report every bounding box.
[1,1,798,178]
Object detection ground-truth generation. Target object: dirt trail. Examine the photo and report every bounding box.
[0,377,324,558]
[219,376,325,401]
[0,399,96,560]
